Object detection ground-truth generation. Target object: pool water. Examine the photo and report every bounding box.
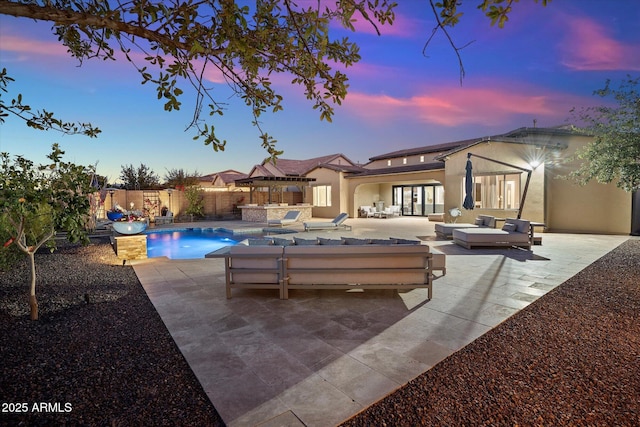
[146,228,259,259]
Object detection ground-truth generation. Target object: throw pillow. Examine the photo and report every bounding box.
[502,223,517,232]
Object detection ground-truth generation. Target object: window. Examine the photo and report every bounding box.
[420,155,425,162]
[387,160,391,166]
[403,158,407,164]
[466,173,521,210]
[313,185,332,207]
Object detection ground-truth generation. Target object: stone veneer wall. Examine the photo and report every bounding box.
[241,205,312,222]
[114,235,148,262]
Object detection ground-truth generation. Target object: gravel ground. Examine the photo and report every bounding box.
[0,239,224,426]
[342,238,640,426]
[1,238,638,426]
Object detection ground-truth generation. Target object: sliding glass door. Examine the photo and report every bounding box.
[393,184,444,216]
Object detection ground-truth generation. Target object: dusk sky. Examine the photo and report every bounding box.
[1,1,639,184]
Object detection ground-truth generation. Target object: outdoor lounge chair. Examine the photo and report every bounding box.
[303,212,351,231]
[154,211,174,225]
[266,210,301,227]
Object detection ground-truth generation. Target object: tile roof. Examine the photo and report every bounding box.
[347,162,445,178]
[261,153,357,176]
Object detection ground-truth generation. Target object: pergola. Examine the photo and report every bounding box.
[234,176,316,204]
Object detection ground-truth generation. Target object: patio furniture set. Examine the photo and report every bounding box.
[203,210,546,301]
[360,205,401,218]
[210,238,446,299]
[436,214,543,249]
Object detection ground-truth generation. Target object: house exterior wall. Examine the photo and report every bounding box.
[442,135,632,234]
[305,167,345,218]
[347,170,445,218]
[366,152,437,169]
[443,141,546,225]
[544,135,631,234]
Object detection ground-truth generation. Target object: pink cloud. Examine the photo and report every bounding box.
[343,83,579,127]
[0,34,69,58]
[348,12,422,38]
[559,16,640,71]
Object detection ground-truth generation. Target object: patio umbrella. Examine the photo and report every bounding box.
[463,153,475,210]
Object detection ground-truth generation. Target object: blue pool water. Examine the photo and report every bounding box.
[145,228,260,259]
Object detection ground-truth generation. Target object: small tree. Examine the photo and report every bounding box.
[164,168,201,190]
[184,186,205,219]
[0,144,95,320]
[569,76,640,192]
[120,163,160,190]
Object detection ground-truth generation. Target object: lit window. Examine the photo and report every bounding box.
[403,158,407,164]
[420,155,425,162]
[387,160,391,166]
[313,185,332,207]
[464,174,521,210]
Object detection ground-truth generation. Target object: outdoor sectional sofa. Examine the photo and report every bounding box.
[434,214,497,239]
[452,218,531,249]
[213,238,446,300]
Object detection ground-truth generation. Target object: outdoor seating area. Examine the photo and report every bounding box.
[434,214,497,239]
[129,215,632,426]
[217,239,444,300]
[154,211,174,225]
[452,217,532,249]
[360,205,401,218]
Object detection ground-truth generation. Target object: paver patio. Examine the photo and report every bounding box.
[130,217,628,426]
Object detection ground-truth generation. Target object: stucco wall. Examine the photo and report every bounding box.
[306,167,344,218]
[348,170,445,217]
[544,135,631,234]
[443,141,546,225]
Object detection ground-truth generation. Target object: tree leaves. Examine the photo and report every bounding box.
[0,68,102,137]
[1,0,396,157]
[569,76,640,193]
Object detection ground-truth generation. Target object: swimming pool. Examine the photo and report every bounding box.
[145,228,262,259]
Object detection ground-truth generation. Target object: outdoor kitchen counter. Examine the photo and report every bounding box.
[239,204,312,223]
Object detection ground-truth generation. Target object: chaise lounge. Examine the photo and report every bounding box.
[452,218,531,249]
[266,210,301,227]
[303,212,351,231]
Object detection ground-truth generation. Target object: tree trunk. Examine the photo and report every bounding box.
[28,251,38,321]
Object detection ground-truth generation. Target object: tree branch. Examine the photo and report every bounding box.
[0,1,224,56]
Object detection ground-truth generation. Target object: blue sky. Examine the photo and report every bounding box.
[1,1,639,184]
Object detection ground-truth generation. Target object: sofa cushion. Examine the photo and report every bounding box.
[390,237,421,245]
[342,237,371,245]
[318,237,344,245]
[370,238,397,245]
[502,223,516,232]
[477,215,496,227]
[247,238,274,246]
[452,228,530,244]
[272,237,294,246]
[294,237,318,245]
[506,218,530,234]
